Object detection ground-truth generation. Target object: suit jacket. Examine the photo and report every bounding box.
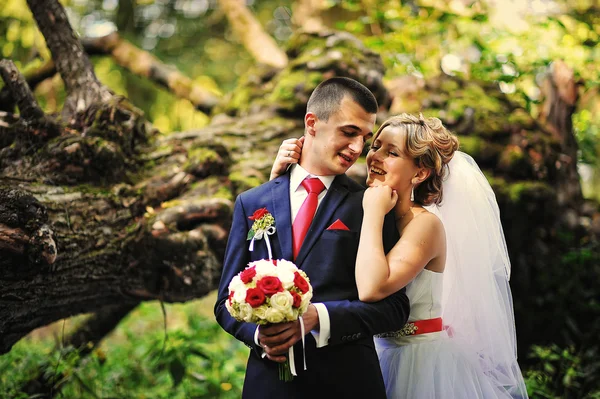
[214,172,410,399]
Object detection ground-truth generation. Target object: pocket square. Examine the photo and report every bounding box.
[326,219,350,231]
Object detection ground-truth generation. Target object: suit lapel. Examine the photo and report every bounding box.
[271,174,293,261]
[295,174,350,266]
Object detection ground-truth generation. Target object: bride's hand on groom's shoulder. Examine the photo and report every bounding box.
[363,186,398,215]
[270,137,304,180]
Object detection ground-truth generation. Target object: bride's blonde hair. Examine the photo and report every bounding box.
[373,113,460,205]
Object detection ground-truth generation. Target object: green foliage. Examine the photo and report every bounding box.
[0,301,248,398]
[520,238,600,398]
[525,344,600,399]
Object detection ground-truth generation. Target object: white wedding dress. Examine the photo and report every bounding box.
[375,152,528,399]
[375,269,514,398]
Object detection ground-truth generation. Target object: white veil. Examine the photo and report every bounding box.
[425,151,528,398]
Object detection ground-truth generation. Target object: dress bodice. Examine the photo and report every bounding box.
[405,269,443,322]
[375,269,445,345]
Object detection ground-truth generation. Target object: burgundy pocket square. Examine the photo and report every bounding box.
[326,219,350,231]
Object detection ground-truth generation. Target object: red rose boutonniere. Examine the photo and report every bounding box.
[247,208,276,258]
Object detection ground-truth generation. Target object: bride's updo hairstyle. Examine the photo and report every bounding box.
[374,113,460,206]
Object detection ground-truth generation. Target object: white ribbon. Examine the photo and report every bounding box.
[288,315,307,377]
[249,224,308,377]
[248,226,276,259]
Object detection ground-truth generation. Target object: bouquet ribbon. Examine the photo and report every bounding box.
[288,315,307,376]
[249,226,276,259]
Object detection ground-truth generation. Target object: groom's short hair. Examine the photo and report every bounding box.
[307,77,378,122]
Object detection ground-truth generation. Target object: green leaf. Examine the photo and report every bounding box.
[247,229,255,241]
[189,347,211,360]
[169,357,186,387]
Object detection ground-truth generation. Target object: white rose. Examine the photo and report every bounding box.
[254,260,277,278]
[229,275,246,292]
[253,305,268,322]
[265,307,285,324]
[225,300,235,317]
[299,293,312,314]
[278,270,295,290]
[270,291,293,314]
[286,307,299,321]
[238,303,254,322]
[276,259,298,273]
[232,286,248,303]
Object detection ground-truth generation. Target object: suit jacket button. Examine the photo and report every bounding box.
[342,336,347,342]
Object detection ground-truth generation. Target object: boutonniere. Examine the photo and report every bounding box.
[247,207,276,258]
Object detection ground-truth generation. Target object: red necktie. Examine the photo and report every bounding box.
[292,178,326,260]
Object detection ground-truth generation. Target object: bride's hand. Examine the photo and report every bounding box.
[363,186,398,215]
[269,136,304,180]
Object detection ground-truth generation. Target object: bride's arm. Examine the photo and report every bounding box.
[356,186,444,302]
[269,136,304,180]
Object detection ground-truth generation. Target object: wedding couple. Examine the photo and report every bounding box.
[214,77,528,398]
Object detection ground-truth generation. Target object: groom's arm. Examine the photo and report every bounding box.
[214,195,261,353]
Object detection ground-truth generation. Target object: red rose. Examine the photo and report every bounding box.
[257,276,284,296]
[240,266,256,284]
[291,291,302,308]
[294,272,309,294]
[249,208,269,221]
[228,291,234,305]
[245,288,266,308]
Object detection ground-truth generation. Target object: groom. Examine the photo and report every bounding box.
[214,77,409,398]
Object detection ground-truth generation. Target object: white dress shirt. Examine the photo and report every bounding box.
[255,164,334,349]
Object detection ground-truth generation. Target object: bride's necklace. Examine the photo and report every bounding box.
[395,204,413,221]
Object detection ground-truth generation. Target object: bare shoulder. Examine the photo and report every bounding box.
[401,210,445,243]
[408,210,443,231]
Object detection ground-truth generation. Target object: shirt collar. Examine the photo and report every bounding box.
[290,164,335,193]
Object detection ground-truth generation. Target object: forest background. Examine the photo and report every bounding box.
[0,0,599,398]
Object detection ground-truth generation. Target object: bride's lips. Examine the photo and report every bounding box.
[369,165,386,176]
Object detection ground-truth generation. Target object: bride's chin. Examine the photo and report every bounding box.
[367,179,383,187]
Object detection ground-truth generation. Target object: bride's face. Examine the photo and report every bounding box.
[366,126,419,193]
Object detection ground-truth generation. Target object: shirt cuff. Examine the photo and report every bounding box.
[310,303,330,347]
[255,326,267,358]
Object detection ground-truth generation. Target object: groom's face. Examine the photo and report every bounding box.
[307,96,376,176]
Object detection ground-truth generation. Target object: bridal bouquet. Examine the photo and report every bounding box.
[226,258,313,380]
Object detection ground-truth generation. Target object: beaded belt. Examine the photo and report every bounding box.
[375,317,443,338]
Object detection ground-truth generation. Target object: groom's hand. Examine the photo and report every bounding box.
[258,304,319,363]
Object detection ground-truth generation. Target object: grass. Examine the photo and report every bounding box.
[0,291,249,399]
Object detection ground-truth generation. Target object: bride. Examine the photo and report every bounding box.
[271,113,528,398]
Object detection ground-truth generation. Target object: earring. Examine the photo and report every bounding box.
[410,185,415,202]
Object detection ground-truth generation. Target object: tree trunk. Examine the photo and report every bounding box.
[218,0,288,68]
[0,33,220,115]
[26,0,113,119]
[539,59,584,211]
[81,33,221,113]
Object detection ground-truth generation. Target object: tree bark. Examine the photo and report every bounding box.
[81,33,221,113]
[0,33,220,114]
[26,0,113,119]
[218,0,288,68]
[539,59,584,210]
[0,60,51,118]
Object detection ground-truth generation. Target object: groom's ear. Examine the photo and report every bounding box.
[305,112,318,136]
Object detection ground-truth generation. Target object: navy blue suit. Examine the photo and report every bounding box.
[214,172,410,399]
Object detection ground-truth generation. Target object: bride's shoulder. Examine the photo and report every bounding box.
[405,209,444,236]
